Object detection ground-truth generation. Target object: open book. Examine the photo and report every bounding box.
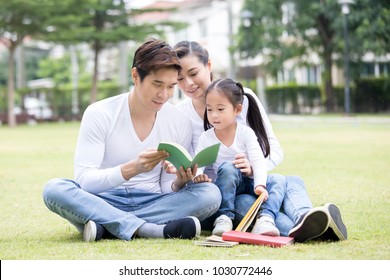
[194,235,238,247]
[158,142,220,170]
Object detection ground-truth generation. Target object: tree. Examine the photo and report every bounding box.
[44,0,185,104]
[0,0,52,126]
[237,0,390,112]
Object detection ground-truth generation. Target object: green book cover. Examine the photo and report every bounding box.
[157,142,220,170]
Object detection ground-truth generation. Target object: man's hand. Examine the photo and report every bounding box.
[121,149,168,180]
[171,164,199,192]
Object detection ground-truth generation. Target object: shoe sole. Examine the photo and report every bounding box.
[211,226,233,236]
[324,203,347,240]
[190,216,201,238]
[288,208,329,242]
[83,220,97,242]
[212,228,230,236]
[255,230,280,236]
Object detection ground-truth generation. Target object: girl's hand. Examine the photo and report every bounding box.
[233,153,253,176]
[254,185,269,201]
[193,174,211,183]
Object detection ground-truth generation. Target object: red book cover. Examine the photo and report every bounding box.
[222,231,295,248]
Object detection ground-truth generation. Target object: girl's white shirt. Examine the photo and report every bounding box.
[176,87,284,171]
[196,122,267,188]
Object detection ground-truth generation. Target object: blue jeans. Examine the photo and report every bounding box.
[234,175,312,236]
[213,162,286,221]
[42,178,221,241]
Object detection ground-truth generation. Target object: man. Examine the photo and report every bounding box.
[42,38,221,242]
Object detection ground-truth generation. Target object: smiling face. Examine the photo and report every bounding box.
[132,67,178,112]
[177,54,212,101]
[206,89,242,131]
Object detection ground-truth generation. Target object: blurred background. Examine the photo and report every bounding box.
[1,0,389,127]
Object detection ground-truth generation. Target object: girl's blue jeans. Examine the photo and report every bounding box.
[202,162,312,236]
[213,161,286,220]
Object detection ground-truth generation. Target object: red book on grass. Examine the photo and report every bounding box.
[222,231,295,248]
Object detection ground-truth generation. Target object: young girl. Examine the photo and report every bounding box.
[193,78,285,236]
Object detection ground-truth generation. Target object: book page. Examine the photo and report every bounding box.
[190,143,220,168]
[158,142,192,169]
[235,193,265,232]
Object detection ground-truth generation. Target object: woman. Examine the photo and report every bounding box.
[173,40,347,242]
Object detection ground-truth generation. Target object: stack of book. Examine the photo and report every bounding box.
[195,193,295,248]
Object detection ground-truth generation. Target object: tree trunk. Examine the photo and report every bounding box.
[7,45,17,127]
[90,43,100,104]
[317,13,335,112]
[323,46,335,112]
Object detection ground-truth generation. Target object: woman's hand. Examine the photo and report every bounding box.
[233,153,253,177]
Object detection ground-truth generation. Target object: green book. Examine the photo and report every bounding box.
[157,142,220,170]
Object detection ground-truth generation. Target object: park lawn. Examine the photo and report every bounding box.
[0,116,389,260]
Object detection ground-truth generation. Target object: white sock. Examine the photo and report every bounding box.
[136,222,165,238]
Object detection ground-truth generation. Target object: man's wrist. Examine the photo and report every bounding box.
[121,160,138,180]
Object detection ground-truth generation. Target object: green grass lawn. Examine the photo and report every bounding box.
[0,116,389,260]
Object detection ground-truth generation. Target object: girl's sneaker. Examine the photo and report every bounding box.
[212,215,233,236]
[251,215,280,236]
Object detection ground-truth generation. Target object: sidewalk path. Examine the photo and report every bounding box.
[269,114,390,125]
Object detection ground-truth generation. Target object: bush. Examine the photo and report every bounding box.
[265,84,322,114]
[50,81,121,120]
[265,77,390,114]
[353,77,390,113]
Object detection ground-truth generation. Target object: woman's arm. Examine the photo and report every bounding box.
[243,87,284,170]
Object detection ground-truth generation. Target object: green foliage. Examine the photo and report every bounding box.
[265,77,390,113]
[238,0,390,70]
[237,0,390,112]
[241,79,257,91]
[348,0,390,56]
[37,49,90,85]
[44,0,162,47]
[50,81,121,120]
[0,52,9,86]
[354,77,390,112]
[0,0,187,121]
[0,0,57,125]
[0,0,53,42]
[266,84,322,114]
